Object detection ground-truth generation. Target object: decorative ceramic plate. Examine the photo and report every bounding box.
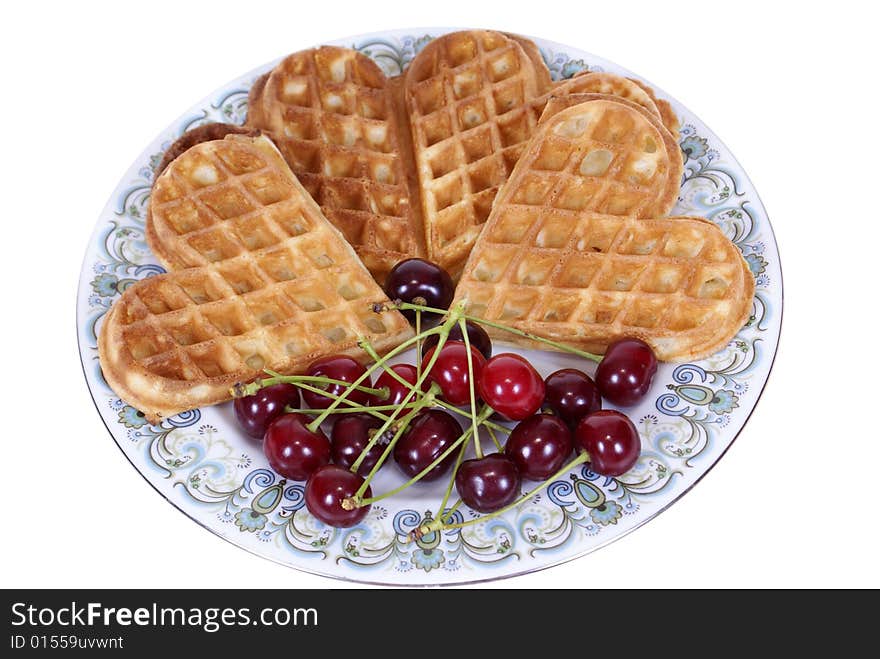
[77,28,782,586]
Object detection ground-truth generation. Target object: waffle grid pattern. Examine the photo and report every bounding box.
[102,136,412,420]
[497,98,681,219]
[455,103,752,361]
[248,47,423,279]
[405,31,552,274]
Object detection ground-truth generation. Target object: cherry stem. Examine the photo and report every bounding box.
[304,323,445,433]
[236,372,388,399]
[346,304,465,477]
[434,437,470,524]
[350,382,441,496]
[440,498,464,525]
[282,383,394,423]
[413,451,591,538]
[359,342,422,396]
[295,404,407,415]
[432,400,509,434]
[392,301,604,363]
[459,317,482,459]
[415,309,423,382]
[356,405,493,507]
[486,424,503,452]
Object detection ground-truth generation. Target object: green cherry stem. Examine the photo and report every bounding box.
[358,341,424,396]
[432,400,509,434]
[413,451,591,539]
[440,498,464,525]
[345,305,464,476]
[294,404,408,415]
[235,373,388,399]
[415,308,423,382]
[282,383,394,423]
[304,324,445,433]
[354,405,493,508]
[459,317,482,459]
[486,424,503,452]
[392,301,604,363]
[434,435,470,524]
[350,382,441,496]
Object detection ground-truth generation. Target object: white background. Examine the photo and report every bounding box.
[2,0,878,589]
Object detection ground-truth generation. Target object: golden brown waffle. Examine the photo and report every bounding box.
[555,73,661,122]
[403,30,681,278]
[453,101,753,362]
[404,30,556,277]
[100,134,413,423]
[245,46,424,283]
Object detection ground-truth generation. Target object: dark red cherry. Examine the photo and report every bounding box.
[595,338,658,406]
[263,413,331,481]
[574,410,641,477]
[305,465,371,528]
[385,258,454,323]
[393,409,462,481]
[505,414,573,481]
[233,381,300,439]
[330,413,386,477]
[543,368,601,428]
[301,355,370,410]
[455,454,521,513]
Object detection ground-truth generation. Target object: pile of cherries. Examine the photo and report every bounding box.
[231,259,658,533]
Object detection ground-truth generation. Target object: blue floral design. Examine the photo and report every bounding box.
[561,59,588,79]
[411,549,445,572]
[590,501,623,526]
[681,135,708,160]
[708,389,739,415]
[745,252,767,276]
[118,405,148,429]
[234,508,267,532]
[91,273,119,297]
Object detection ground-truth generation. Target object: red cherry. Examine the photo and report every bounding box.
[595,338,658,406]
[330,413,386,477]
[305,465,371,528]
[393,409,462,481]
[505,414,573,480]
[574,410,641,477]
[263,413,330,481]
[301,355,370,410]
[477,353,545,420]
[367,364,423,411]
[421,341,486,406]
[543,368,601,428]
[455,454,521,513]
[233,381,300,439]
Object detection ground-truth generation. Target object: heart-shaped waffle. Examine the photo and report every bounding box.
[99,134,412,422]
[403,30,682,278]
[168,31,682,284]
[453,98,754,362]
[245,46,425,283]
